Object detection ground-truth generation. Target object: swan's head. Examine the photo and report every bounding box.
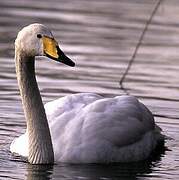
[15,23,75,67]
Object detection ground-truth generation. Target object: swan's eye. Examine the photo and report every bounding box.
[37,34,42,39]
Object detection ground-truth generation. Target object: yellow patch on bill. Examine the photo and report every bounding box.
[42,36,58,59]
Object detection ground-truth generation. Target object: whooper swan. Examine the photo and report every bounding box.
[10,23,164,164]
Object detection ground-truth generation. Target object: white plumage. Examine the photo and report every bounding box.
[11,92,163,163]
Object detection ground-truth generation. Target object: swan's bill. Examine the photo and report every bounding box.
[42,35,75,67]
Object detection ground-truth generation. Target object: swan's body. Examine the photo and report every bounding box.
[10,24,164,164]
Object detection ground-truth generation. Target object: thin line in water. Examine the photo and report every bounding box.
[119,0,163,95]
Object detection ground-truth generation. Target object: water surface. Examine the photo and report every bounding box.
[0,0,179,179]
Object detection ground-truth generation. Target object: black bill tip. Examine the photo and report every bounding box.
[59,53,75,67]
[57,46,75,67]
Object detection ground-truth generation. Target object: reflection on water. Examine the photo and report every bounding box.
[26,144,166,180]
[0,0,179,179]
[26,164,53,180]
[0,147,166,180]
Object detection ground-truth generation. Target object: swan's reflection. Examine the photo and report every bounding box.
[25,144,166,180]
[26,164,53,180]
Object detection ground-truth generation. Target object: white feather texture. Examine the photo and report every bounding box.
[10,93,163,163]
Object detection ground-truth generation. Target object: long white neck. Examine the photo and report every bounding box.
[15,49,54,164]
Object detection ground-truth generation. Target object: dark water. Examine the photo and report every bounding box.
[0,0,179,179]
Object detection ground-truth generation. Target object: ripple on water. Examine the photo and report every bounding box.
[0,0,179,179]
